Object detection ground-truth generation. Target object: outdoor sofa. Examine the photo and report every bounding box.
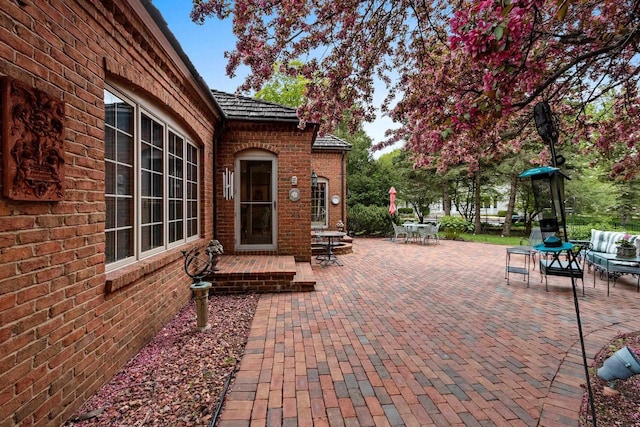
[585,229,640,295]
[586,229,640,265]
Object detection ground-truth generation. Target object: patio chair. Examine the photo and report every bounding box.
[312,226,330,260]
[428,222,440,244]
[415,225,429,245]
[415,224,438,245]
[519,227,555,270]
[392,223,409,242]
[537,240,587,294]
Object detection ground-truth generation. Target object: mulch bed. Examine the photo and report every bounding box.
[580,331,640,426]
[64,293,259,427]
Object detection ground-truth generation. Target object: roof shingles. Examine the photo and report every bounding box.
[211,89,299,122]
[313,135,352,151]
[211,90,351,151]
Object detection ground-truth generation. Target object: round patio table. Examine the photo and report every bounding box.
[315,231,346,266]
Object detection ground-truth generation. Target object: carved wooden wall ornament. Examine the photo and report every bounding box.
[2,77,65,201]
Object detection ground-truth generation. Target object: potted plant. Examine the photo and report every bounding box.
[615,234,636,258]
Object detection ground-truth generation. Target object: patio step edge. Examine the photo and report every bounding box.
[293,262,316,290]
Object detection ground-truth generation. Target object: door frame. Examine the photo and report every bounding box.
[235,150,278,251]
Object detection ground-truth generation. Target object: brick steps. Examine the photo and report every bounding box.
[292,262,316,289]
[205,255,315,293]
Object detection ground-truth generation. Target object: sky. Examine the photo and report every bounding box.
[151,0,398,156]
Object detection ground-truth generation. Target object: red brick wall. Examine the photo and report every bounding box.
[0,1,217,425]
[312,151,348,230]
[215,121,314,262]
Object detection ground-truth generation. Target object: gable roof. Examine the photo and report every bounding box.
[313,135,352,151]
[211,90,300,123]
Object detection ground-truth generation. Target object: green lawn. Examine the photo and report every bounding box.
[459,233,523,246]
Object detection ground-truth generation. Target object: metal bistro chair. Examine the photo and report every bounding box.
[537,240,587,294]
[519,227,552,270]
[505,227,548,286]
[392,223,409,242]
[415,224,437,245]
[427,222,440,244]
[404,222,420,243]
[312,226,330,261]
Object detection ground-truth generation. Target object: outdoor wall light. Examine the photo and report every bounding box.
[597,346,640,394]
[311,170,318,189]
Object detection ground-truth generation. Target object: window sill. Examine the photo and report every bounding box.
[105,239,205,294]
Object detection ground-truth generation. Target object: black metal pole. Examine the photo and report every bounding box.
[534,101,597,425]
[550,136,597,427]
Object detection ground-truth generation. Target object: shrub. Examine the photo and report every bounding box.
[497,210,508,217]
[569,221,614,240]
[347,204,394,236]
[397,207,414,215]
[438,215,472,240]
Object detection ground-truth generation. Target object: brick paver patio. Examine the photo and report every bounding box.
[218,238,640,426]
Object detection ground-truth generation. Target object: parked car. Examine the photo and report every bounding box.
[511,214,525,223]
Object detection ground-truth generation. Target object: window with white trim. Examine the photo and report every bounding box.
[311,178,328,227]
[104,87,199,270]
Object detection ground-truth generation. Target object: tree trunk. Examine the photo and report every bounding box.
[502,172,518,237]
[443,180,451,216]
[474,170,482,234]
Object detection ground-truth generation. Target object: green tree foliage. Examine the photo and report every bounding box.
[337,120,394,208]
[445,166,475,221]
[612,179,640,226]
[388,150,443,223]
[254,61,307,108]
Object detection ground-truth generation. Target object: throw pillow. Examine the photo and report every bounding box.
[590,229,627,254]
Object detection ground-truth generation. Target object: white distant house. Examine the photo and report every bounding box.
[428,185,513,221]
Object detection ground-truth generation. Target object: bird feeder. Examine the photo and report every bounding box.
[519,166,570,233]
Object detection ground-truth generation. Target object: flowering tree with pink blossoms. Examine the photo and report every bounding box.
[192,0,640,176]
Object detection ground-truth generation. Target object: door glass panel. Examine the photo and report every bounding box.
[239,160,273,245]
[312,181,327,227]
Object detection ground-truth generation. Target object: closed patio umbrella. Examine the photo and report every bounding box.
[389,187,397,215]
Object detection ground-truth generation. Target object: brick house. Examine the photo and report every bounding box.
[211,91,351,262]
[0,1,349,425]
[311,135,351,233]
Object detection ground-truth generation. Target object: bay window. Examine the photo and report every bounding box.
[104,87,199,270]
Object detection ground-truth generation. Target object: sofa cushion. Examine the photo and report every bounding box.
[590,229,638,254]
